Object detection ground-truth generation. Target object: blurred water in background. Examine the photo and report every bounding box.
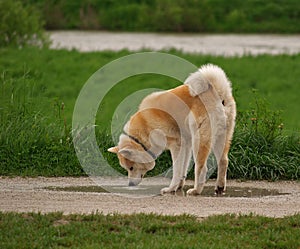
[49,31,300,56]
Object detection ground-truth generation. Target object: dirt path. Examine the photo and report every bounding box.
[1,177,299,218]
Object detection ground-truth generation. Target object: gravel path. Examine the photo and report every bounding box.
[1,177,299,218]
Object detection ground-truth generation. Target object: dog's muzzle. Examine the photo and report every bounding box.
[128,177,142,186]
[128,181,136,186]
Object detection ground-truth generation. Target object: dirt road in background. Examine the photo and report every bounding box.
[1,177,299,217]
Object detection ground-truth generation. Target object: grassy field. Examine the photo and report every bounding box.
[0,212,299,249]
[1,48,299,129]
[0,47,299,179]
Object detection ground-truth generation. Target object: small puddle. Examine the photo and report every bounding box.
[45,185,288,198]
[46,186,109,193]
[199,186,288,198]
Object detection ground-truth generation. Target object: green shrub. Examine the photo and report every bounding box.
[0,0,49,47]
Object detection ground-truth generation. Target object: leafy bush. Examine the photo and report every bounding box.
[0,0,49,47]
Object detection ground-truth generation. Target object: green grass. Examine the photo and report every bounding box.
[0,47,299,179]
[21,0,300,33]
[0,212,299,249]
[1,47,299,130]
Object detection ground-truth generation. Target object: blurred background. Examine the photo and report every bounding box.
[15,0,300,32]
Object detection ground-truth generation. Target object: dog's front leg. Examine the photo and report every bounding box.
[161,143,191,194]
[160,174,184,194]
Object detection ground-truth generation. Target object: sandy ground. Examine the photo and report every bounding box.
[0,177,299,218]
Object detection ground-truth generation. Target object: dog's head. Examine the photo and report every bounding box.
[108,135,156,186]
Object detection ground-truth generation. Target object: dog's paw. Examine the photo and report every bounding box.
[187,188,201,196]
[160,187,176,195]
[215,186,225,196]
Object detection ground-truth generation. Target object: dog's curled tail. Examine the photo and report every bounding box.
[184,64,234,106]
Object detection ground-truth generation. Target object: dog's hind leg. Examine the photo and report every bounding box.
[213,143,228,196]
[187,120,211,196]
[213,132,232,196]
[213,109,235,196]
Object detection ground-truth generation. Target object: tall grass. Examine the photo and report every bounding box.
[0,71,83,176]
[228,93,300,180]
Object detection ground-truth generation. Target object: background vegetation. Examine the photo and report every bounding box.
[21,0,300,33]
[0,0,49,47]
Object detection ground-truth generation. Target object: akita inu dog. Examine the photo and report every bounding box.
[108,64,236,195]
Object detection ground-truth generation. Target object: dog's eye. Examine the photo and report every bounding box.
[129,167,134,171]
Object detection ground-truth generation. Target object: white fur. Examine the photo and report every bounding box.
[184,71,210,96]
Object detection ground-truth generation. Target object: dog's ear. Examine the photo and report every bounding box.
[118,148,134,158]
[119,148,153,163]
[107,146,119,153]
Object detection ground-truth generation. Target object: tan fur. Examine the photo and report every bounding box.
[108,64,236,195]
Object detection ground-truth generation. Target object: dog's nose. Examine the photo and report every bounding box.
[128,181,136,186]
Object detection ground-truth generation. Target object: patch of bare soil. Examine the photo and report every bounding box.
[0,177,299,218]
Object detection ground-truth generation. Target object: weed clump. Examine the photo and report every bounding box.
[229,92,300,180]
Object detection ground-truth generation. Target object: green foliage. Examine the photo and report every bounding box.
[1,212,300,248]
[0,0,49,47]
[21,0,300,33]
